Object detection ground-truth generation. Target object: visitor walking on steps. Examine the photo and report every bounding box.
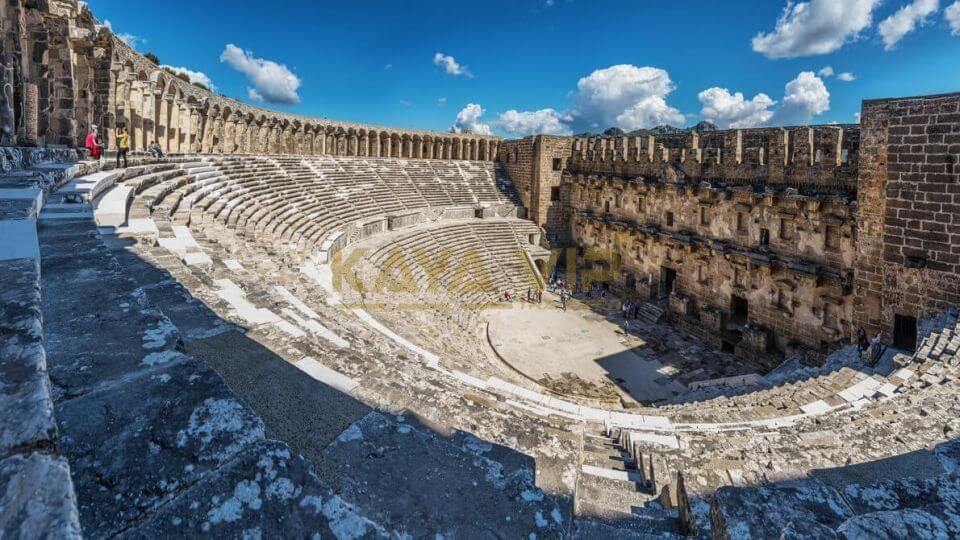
[116,126,129,168]
[84,125,103,160]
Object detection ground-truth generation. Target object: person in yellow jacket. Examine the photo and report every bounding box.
[116,126,129,168]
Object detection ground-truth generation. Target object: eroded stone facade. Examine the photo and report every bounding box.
[502,126,861,363]
[1,1,500,159]
[855,93,960,346]
[503,115,958,363]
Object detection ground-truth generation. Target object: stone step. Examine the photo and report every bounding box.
[581,463,645,484]
[37,205,372,536]
[573,517,682,540]
[583,449,637,472]
[38,205,95,220]
[638,303,664,323]
[577,470,652,509]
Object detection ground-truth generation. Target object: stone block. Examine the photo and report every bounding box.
[711,479,853,538]
[120,441,390,538]
[0,453,81,539]
[55,358,266,536]
[0,259,58,457]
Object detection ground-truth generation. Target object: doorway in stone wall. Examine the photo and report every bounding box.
[894,314,918,351]
[660,267,677,299]
[624,273,636,293]
[731,295,749,326]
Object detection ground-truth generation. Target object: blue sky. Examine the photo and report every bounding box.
[88,0,960,136]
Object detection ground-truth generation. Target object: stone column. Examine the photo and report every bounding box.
[188,108,201,153]
[23,83,39,145]
[1,63,17,146]
[223,115,236,154]
[141,85,157,151]
[315,129,325,155]
[166,100,180,153]
[155,95,168,152]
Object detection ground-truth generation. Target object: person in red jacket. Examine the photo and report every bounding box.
[84,125,103,160]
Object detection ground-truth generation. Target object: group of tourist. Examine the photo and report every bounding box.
[585,282,608,300]
[84,124,163,168]
[620,301,640,320]
[525,288,544,304]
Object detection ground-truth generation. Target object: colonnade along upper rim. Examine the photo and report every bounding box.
[0,2,500,161]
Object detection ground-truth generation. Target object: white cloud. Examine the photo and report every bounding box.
[855,112,862,123]
[878,0,939,50]
[433,53,473,78]
[437,97,447,107]
[752,0,881,59]
[700,72,831,128]
[219,44,301,106]
[451,104,492,135]
[570,65,685,131]
[698,88,776,128]
[948,1,960,34]
[495,109,573,136]
[103,20,146,49]
[160,65,216,90]
[771,71,831,125]
[819,66,856,81]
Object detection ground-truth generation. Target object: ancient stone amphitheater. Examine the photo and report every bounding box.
[3,2,960,539]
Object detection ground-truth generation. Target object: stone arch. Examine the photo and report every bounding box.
[334,128,347,155]
[423,135,434,159]
[302,123,315,154]
[323,126,334,155]
[391,133,402,158]
[358,129,369,157]
[221,106,235,154]
[289,120,302,154]
[411,135,422,159]
[347,128,358,156]
[380,131,391,157]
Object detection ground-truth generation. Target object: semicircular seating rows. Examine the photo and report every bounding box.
[77,153,960,536]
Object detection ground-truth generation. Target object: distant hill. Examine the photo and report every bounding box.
[575,121,720,138]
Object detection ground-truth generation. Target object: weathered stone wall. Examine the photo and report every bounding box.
[498,136,575,243]
[0,1,101,147]
[501,125,863,361]
[568,175,855,360]
[0,1,500,161]
[855,92,960,341]
[569,125,860,193]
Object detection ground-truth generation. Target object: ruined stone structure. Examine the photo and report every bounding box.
[501,111,959,364]
[0,2,499,159]
[502,126,861,363]
[855,93,960,349]
[4,1,960,538]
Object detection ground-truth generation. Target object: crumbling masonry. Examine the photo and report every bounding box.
[502,104,960,362]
